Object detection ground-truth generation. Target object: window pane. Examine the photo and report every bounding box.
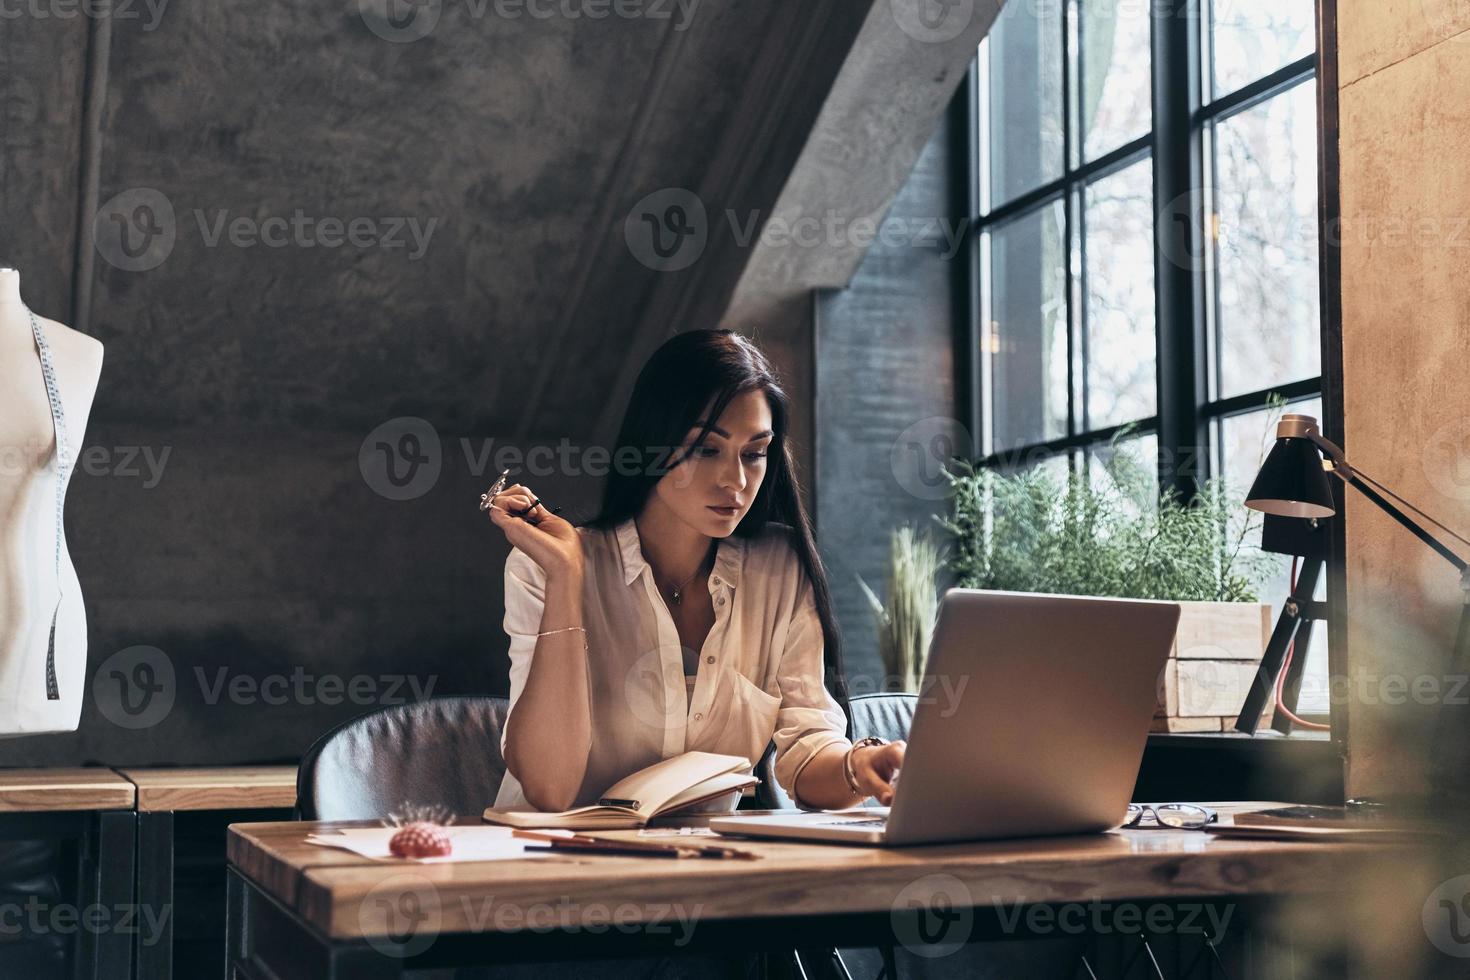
[1080,0,1153,161]
[1083,158,1156,429]
[987,0,1065,206]
[1210,0,1315,99]
[988,202,1069,451]
[1002,448,1075,483]
[1087,431,1159,515]
[1214,82,1320,399]
[1293,610,1330,715]
[1217,398,1322,612]
[1217,397,1320,512]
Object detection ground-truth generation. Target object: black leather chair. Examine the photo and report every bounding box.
[296,695,510,820]
[296,697,764,980]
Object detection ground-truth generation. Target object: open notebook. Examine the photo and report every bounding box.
[482,751,757,830]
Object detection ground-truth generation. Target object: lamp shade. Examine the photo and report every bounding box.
[1245,437,1336,519]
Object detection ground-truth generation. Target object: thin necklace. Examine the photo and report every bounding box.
[658,549,712,605]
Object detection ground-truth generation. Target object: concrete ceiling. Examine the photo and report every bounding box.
[8,0,998,448]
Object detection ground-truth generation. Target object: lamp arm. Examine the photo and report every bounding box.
[1286,419,1468,579]
[1307,432,1354,480]
[1327,464,1469,577]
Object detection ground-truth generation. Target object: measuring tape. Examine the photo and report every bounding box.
[29,307,71,701]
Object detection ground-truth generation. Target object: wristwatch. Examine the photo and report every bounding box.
[844,736,887,794]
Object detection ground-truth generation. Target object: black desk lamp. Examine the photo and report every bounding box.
[1238,414,1470,802]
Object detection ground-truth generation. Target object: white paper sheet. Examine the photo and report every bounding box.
[305,826,572,863]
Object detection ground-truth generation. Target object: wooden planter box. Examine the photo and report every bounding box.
[1152,601,1274,733]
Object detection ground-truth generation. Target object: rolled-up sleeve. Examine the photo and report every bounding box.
[500,546,547,757]
[772,566,850,808]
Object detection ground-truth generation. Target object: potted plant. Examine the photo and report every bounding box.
[935,435,1279,732]
[857,526,947,694]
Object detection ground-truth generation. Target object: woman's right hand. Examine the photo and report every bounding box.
[486,483,585,581]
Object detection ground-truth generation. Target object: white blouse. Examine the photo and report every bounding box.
[491,517,851,812]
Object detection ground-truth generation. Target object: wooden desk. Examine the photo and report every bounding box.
[0,768,137,980]
[118,765,297,980]
[0,767,136,812]
[224,804,1418,980]
[119,765,298,813]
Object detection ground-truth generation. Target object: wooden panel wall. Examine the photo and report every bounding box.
[1337,0,1470,797]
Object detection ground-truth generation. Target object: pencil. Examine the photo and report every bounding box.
[511,829,759,860]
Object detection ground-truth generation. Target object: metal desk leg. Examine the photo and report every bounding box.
[224,867,249,980]
[327,947,408,980]
[225,868,402,980]
[137,811,174,980]
[74,810,136,980]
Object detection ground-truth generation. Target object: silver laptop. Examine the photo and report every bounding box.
[710,590,1180,846]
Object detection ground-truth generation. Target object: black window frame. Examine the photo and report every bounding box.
[958,0,1343,742]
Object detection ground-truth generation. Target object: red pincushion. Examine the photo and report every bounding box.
[388,822,453,858]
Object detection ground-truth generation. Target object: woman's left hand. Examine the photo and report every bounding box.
[851,740,906,806]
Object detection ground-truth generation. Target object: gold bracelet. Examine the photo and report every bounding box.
[538,628,588,652]
[844,736,886,794]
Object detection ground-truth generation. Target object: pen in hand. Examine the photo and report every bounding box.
[479,468,563,524]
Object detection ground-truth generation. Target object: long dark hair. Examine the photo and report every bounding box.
[586,329,850,712]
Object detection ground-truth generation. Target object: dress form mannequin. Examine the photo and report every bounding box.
[0,268,103,735]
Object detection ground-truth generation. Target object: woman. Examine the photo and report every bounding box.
[486,329,906,819]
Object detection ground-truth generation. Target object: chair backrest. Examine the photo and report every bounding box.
[296,696,510,820]
[755,692,919,809]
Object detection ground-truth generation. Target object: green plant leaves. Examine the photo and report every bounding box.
[937,448,1277,603]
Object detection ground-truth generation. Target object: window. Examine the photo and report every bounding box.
[971,0,1326,724]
